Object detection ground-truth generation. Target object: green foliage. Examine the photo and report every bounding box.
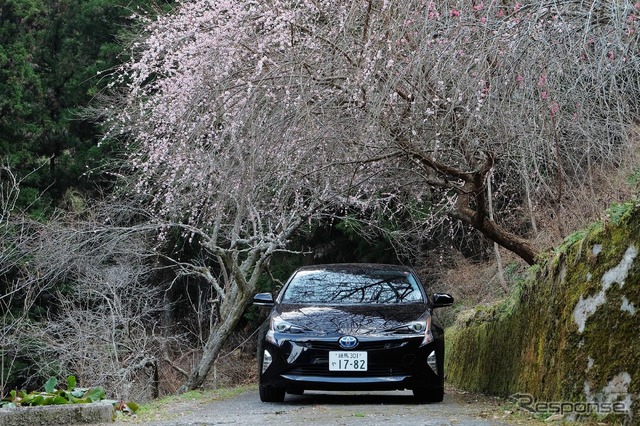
[627,167,640,194]
[0,375,139,415]
[328,216,397,263]
[555,228,588,255]
[0,375,106,408]
[44,377,57,393]
[0,0,176,214]
[605,201,635,226]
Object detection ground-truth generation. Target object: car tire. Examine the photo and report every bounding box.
[412,387,444,403]
[259,384,286,402]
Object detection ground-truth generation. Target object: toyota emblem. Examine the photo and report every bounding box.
[338,335,359,349]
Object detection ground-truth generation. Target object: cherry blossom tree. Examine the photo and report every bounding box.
[104,0,367,391]
[104,0,640,390]
[357,0,640,264]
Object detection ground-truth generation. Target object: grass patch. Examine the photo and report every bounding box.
[121,384,257,422]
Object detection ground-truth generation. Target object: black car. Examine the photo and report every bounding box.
[253,263,454,403]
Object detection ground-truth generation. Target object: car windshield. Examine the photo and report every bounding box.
[281,269,424,304]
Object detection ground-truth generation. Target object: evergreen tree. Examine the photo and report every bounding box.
[0,0,173,215]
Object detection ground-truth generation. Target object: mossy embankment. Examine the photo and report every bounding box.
[445,201,640,419]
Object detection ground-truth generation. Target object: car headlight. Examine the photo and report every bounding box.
[408,321,426,333]
[274,320,306,333]
[387,317,434,346]
[266,315,311,345]
[407,317,434,346]
[420,316,434,346]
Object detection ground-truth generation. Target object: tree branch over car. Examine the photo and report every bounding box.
[102,0,640,390]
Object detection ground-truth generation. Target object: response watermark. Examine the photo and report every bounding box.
[509,393,629,416]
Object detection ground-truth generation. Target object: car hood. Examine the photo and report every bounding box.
[275,303,429,335]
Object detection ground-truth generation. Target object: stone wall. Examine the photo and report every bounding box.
[445,202,640,421]
[0,402,114,425]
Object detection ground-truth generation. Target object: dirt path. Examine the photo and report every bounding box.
[109,387,554,426]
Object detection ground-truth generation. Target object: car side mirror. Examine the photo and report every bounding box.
[253,292,275,307]
[432,293,454,308]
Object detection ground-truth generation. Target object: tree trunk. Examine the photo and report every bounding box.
[179,291,252,392]
[453,206,538,265]
[400,140,540,266]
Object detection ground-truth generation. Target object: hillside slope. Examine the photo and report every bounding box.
[445,201,639,422]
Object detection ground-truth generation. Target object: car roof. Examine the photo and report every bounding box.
[295,263,414,273]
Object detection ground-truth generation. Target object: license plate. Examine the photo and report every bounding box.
[329,351,368,371]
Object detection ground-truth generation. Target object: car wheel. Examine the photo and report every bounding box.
[412,387,444,403]
[259,384,286,402]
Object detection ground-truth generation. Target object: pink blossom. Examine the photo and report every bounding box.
[514,3,522,12]
[517,74,524,84]
[540,91,548,100]
[538,74,547,87]
[473,3,484,11]
[450,9,461,17]
[635,2,640,10]
[497,9,504,17]
[550,103,559,117]
[609,51,615,60]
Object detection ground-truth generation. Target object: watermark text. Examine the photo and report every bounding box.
[509,393,628,416]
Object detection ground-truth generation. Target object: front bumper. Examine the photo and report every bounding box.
[260,334,443,392]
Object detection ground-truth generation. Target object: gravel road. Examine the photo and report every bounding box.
[113,387,549,426]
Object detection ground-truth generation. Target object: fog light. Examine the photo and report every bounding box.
[262,350,273,374]
[427,350,437,375]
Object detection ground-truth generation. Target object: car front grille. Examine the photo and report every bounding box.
[296,339,410,351]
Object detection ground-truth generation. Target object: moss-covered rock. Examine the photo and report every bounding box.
[445,201,640,422]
